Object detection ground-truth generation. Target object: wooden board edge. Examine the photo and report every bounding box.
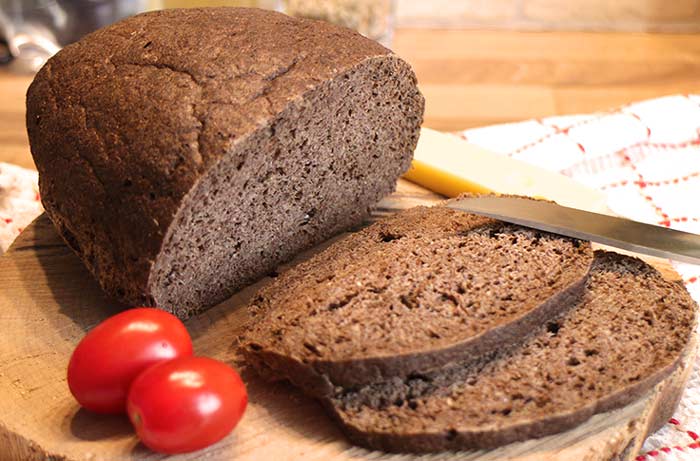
[0,421,62,461]
[621,329,699,461]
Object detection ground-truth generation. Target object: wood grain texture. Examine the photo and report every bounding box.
[0,179,696,461]
[0,71,33,169]
[3,29,700,168]
[392,29,700,130]
[396,0,700,32]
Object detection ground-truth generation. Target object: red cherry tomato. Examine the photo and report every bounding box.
[127,356,247,454]
[67,308,193,414]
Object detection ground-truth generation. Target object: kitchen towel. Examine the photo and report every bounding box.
[0,162,41,253]
[1,94,699,459]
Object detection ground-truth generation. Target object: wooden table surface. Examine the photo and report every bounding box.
[3,28,700,170]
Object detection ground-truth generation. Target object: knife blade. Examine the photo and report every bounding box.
[447,195,700,265]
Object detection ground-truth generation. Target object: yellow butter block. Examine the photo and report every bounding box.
[404,128,608,213]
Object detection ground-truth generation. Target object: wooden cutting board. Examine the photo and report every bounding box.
[0,179,696,461]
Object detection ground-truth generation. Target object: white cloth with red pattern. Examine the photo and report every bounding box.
[0,162,41,252]
[1,94,699,459]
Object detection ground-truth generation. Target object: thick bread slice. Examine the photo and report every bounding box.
[326,251,697,453]
[242,205,593,396]
[26,8,424,318]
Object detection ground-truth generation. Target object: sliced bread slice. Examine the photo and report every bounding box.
[326,251,697,452]
[242,205,593,396]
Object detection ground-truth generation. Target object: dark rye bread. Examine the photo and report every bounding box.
[26,8,424,318]
[242,205,593,396]
[326,251,697,453]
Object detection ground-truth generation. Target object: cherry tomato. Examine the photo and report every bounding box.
[67,308,193,414]
[127,356,247,454]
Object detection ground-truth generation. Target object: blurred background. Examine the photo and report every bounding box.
[2,0,700,168]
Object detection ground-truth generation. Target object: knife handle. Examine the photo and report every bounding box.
[404,128,610,214]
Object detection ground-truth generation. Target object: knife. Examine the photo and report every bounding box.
[447,195,700,265]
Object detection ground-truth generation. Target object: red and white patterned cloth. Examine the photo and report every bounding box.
[458,94,700,460]
[0,162,41,252]
[1,94,699,458]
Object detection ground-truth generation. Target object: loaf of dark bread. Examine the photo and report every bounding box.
[326,251,696,452]
[242,205,594,396]
[26,7,424,318]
